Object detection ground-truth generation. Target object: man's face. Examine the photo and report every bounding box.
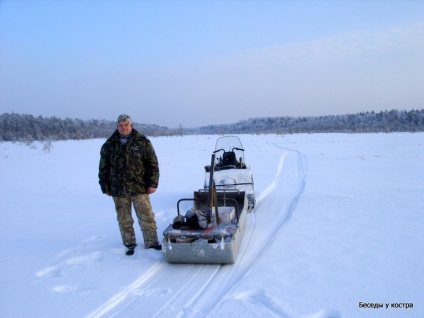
[117,121,133,137]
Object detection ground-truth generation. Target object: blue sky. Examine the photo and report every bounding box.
[1,0,423,128]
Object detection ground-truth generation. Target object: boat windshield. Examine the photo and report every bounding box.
[214,136,245,163]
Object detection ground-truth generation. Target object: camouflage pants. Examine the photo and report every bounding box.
[112,194,159,248]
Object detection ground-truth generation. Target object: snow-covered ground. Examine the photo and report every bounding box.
[1,133,423,318]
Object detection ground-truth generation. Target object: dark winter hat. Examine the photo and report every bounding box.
[117,114,133,125]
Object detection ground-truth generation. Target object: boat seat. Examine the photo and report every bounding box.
[220,151,238,169]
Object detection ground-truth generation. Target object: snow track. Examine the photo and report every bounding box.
[86,146,306,318]
[86,262,166,318]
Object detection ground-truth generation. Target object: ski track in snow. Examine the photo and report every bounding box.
[86,262,166,318]
[46,144,306,318]
[201,145,307,317]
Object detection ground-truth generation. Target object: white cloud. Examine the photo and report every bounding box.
[249,22,424,65]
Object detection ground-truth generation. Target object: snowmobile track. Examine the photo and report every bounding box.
[86,261,166,318]
[202,147,306,316]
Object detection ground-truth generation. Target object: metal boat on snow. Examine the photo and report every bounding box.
[162,136,255,264]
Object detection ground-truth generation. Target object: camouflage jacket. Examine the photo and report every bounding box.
[98,129,159,196]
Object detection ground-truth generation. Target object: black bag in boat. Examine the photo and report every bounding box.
[185,209,200,229]
[172,215,185,229]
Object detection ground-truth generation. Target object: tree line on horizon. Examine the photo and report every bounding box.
[0,109,423,142]
[195,109,424,135]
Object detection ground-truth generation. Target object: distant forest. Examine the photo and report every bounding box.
[1,109,423,142]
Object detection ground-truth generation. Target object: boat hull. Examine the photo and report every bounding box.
[162,191,248,264]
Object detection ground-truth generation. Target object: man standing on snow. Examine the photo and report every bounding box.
[98,114,161,255]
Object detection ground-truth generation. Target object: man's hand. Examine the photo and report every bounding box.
[147,187,157,194]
